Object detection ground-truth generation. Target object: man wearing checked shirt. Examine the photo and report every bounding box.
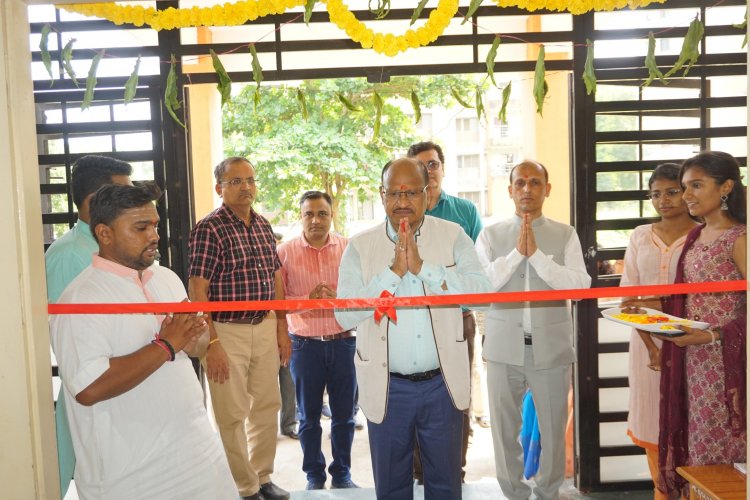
[188,156,291,500]
[335,158,491,499]
[407,141,483,484]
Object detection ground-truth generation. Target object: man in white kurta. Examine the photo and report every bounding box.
[476,161,591,500]
[50,183,236,500]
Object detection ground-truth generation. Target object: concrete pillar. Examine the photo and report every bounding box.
[0,0,59,497]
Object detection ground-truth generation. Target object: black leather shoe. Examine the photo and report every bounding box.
[259,481,290,500]
[306,481,325,490]
[331,479,359,489]
[242,494,261,500]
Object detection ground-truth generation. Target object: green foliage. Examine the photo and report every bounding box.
[644,32,666,87]
[462,0,482,25]
[296,88,308,120]
[733,8,747,49]
[124,56,141,104]
[451,86,473,109]
[165,54,185,128]
[664,16,704,78]
[81,49,104,110]
[485,36,501,87]
[210,49,232,106]
[410,0,429,26]
[410,90,421,124]
[474,87,485,122]
[372,91,384,142]
[222,76,475,231]
[248,44,264,109]
[304,0,316,25]
[40,24,53,82]
[498,81,511,124]
[61,38,78,87]
[582,39,596,96]
[533,45,547,116]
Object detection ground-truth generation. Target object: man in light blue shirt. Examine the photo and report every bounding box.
[407,141,484,484]
[335,158,490,499]
[45,155,132,497]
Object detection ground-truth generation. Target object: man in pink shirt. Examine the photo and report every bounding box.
[277,191,359,491]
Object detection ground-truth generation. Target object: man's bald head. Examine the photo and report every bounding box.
[509,160,549,184]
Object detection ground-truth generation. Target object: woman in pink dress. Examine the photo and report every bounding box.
[658,151,747,499]
[620,163,698,499]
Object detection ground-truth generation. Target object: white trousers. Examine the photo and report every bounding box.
[487,347,571,500]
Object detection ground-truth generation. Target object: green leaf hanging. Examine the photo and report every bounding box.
[475,88,485,122]
[410,0,429,26]
[664,16,704,78]
[165,54,185,129]
[124,56,141,105]
[248,43,263,108]
[498,81,511,124]
[210,49,232,107]
[462,0,483,25]
[40,24,54,82]
[61,39,79,87]
[371,91,383,143]
[337,92,362,112]
[485,36,501,87]
[582,39,596,96]
[451,86,473,109]
[643,32,666,87]
[304,0,316,25]
[533,45,547,116]
[81,49,104,110]
[410,90,422,125]
[733,8,747,49]
[297,88,309,120]
[253,87,261,111]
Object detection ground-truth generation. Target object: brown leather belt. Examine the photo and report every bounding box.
[222,313,267,325]
[390,368,442,382]
[291,330,355,342]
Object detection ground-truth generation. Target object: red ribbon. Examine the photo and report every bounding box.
[47,280,747,315]
[374,290,397,325]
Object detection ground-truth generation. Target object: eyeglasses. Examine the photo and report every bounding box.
[221,177,256,187]
[646,188,682,200]
[382,187,427,201]
[421,160,442,171]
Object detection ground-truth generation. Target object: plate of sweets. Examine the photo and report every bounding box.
[601,306,709,337]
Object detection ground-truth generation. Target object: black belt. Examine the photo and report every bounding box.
[290,331,355,342]
[390,368,441,382]
[524,336,533,345]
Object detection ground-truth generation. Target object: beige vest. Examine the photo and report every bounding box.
[482,216,578,369]
[349,216,469,423]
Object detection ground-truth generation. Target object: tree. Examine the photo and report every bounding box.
[223,75,478,233]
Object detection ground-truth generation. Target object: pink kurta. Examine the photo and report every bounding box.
[621,224,686,449]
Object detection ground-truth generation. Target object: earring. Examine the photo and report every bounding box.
[720,194,729,211]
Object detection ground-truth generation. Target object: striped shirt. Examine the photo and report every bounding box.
[188,204,280,323]
[277,233,347,337]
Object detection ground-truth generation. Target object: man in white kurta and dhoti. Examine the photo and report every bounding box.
[50,183,236,500]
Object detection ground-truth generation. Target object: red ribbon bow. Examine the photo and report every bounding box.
[374,290,397,325]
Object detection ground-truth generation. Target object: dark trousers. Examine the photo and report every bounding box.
[279,364,296,432]
[414,312,475,481]
[289,334,357,484]
[369,374,463,499]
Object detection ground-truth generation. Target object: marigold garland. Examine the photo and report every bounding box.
[494,0,667,15]
[322,0,458,56]
[57,0,306,31]
[58,0,669,55]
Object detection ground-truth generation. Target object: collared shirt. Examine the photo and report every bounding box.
[45,220,98,303]
[50,256,237,499]
[277,233,348,337]
[336,218,489,374]
[188,204,280,323]
[475,214,590,333]
[426,190,483,242]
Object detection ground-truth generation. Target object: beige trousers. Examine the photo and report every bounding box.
[206,317,281,497]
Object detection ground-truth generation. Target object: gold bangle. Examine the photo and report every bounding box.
[709,330,718,344]
[207,338,220,349]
